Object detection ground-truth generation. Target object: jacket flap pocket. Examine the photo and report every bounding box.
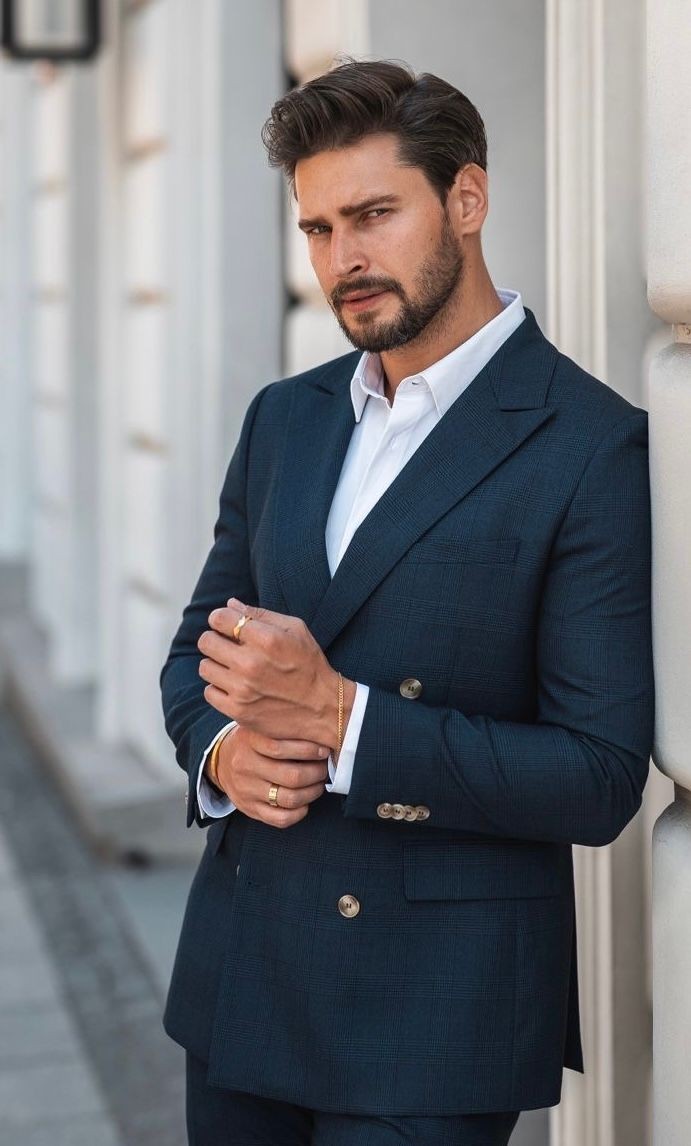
[403,840,563,900]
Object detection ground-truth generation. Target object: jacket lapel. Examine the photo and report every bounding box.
[275,310,558,650]
[273,351,360,625]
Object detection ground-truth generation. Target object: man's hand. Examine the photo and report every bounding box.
[211,724,330,828]
[197,598,356,750]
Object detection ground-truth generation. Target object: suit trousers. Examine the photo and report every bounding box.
[186,1052,520,1146]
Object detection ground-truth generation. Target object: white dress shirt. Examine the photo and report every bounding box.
[197,288,526,817]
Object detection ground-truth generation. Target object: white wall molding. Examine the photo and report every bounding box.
[547,2,654,1144]
[647,4,691,1138]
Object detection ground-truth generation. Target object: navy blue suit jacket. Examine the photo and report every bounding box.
[160,309,654,1116]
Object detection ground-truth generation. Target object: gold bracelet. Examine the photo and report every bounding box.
[207,727,232,789]
[336,672,344,759]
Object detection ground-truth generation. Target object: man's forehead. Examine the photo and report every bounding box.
[295,136,404,195]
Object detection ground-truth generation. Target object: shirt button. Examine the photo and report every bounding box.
[338,894,361,918]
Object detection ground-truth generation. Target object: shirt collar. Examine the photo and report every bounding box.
[349,288,526,422]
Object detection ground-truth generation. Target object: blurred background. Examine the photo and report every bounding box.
[0,2,688,1145]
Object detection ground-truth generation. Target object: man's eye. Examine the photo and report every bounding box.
[306,225,329,236]
[364,209,389,220]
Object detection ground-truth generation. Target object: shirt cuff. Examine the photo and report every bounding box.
[196,721,238,817]
[324,683,369,796]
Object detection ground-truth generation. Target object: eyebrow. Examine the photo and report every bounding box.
[297,193,401,232]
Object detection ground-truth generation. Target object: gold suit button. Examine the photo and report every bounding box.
[404,805,418,822]
[391,803,406,820]
[399,678,422,699]
[338,894,361,918]
[416,805,431,821]
[377,802,393,819]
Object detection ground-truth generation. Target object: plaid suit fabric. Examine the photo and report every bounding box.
[160,309,654,1116]
[186,1050,520,1144]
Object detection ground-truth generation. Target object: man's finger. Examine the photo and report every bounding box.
[260,761,329,789]
[207,604,288,647]
[265,781,326,811]
[249,731,330,760]
[227,598,301,631]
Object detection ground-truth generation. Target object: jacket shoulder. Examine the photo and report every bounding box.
[547,349,648,454]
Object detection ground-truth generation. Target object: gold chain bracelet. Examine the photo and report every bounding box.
[336,672,344,759]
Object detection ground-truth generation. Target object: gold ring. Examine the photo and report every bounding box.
[232,613,252,643]
[268,784,279,807]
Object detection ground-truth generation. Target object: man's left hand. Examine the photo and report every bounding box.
[197,598,355,751]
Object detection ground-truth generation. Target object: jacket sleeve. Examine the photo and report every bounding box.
[342,412,655,846]
[159,386,268,829]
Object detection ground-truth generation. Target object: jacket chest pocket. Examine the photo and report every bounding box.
[410,535,520,566]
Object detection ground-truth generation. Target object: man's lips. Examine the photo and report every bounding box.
[339,289,390,312]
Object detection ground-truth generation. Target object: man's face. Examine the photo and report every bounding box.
[294,134,465,353]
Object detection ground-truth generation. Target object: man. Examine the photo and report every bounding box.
[160,59,654,1146]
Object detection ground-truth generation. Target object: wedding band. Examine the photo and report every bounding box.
[268,784,280,807]
[232,613,252,643]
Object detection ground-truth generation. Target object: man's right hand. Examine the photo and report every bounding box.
[208,725,330,828]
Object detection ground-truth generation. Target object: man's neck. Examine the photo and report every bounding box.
[379,279,505,399]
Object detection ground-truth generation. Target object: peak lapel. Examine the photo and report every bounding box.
[306,310,559,650]
[273,353,359,624]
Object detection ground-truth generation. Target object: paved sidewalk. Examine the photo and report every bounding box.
[0,706,192,1146]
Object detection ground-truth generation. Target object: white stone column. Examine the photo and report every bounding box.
[96,0,282,775]
[647,3,691,1144]
[284,0,369,375]
[0,59,34,562]
[547,2,658,1144]
[25,60,100,685]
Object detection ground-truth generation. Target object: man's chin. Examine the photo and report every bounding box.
[337,318,407,354]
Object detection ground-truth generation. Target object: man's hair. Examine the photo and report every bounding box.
[261,58,487,203]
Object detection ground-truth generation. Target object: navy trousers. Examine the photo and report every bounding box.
[186,1053,520,1145]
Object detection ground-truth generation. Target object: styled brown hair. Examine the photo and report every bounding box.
[261,58,487,203]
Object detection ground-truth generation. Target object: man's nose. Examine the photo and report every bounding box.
[329,230,367,278]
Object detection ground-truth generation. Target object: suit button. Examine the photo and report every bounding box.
[399,678,422,699]
[377,802,393,819]
[391,803,406,820]
[404,805,418,822]
[338,894,361,918]
[416,805,431,821]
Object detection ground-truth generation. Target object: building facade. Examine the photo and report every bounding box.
[1,2,687,1144]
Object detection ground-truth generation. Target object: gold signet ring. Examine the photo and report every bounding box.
[268,784,279,807]
[232,613,252,643]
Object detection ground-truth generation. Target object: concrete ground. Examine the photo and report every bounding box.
[0,704,196,1146]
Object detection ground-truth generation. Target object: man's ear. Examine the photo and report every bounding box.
[447,163,488,237]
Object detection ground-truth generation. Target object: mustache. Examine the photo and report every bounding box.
[330,278,402,306]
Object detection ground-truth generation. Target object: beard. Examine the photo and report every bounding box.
[329,210,465,353]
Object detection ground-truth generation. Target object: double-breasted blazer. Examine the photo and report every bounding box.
[160,308,654,1116]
